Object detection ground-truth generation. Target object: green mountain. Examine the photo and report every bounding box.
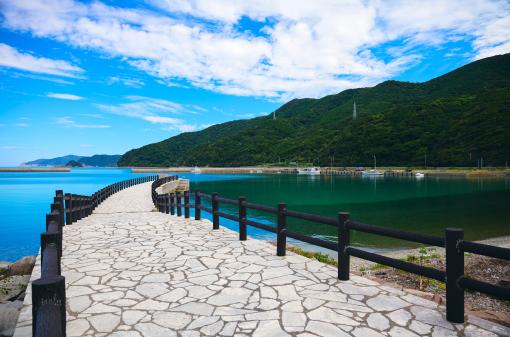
[119,53,510,167]
[25,154,121,167]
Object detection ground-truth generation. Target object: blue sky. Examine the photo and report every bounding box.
[0,0,509,166]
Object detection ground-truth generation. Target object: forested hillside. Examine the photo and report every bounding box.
[119,53,510,167]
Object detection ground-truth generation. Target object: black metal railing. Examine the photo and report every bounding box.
[32,175,157,337]
[151,176,510,324]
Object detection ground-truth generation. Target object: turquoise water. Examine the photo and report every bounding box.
[1,169,509,261]
[187,174,510,251]
[0,168,153,261]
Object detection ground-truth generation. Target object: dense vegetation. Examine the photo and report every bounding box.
[65,160,84,167]
[26,154,121,167]
[119,53,510,167]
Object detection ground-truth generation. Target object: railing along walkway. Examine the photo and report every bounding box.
[14,182,509,337]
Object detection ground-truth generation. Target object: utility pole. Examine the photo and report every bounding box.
[273,111,276,120]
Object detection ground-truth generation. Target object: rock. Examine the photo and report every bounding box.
[0,301,23,337]
[8,256,35,276]
[0,263,10,277]
[0,275,30,302]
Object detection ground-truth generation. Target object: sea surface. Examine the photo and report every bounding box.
[1,168,509,261]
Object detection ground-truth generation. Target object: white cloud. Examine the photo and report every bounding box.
[107,76,145,88]
[13,123,29,127]
[55,116,110,128]
[1,0,509,100]
[96,96,205,132]
[0,43,84,78]
[47,93,84,100]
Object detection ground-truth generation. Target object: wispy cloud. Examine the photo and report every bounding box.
[13,123,29,127]
[96,96,206,132]
[80,113,104,119]
[55,116,110,128]
[47,93,85,100]
[0,145,19,150]
[0,43,84,78]
[5,71,75,84]
[107,76,145,88]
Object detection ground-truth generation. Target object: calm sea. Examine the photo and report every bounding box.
[1,168,509,261]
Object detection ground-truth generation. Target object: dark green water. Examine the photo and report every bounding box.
[190,174,510,250]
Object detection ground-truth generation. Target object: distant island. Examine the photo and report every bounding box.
[118,53,510,168]
[24,154,121,167]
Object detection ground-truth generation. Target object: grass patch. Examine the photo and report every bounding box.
[287,246,338,266]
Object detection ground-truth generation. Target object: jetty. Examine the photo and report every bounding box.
[14,176,510,336]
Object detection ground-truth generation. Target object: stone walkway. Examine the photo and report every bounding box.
[14,183,510,337]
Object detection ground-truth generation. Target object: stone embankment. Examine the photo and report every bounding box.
[0,257,35,337]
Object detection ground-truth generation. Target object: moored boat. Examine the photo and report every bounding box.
[297,167,321,175]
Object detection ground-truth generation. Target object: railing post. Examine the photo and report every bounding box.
[55,190,65,226]
[239,196,247,241]
[65,194,72,225]
[41,232,61,276]
[276,202,287,256]
[32,275,66,337]
[212,192,219,229]
[165,194,170,214]
[195,191,201,220]
[338,212,350,280]
[176,192,182,217]
[170,193,175,215]
[184,191,190,218]
[445,228,464,323]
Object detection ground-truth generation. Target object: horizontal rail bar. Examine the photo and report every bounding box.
[459,277,510,300]
[246,219,277,233]
[285,229,338,251]
[217,211,240,222]
[200,193,212,200]
[244,202,278,214]
[286,209,337,227]
[348,221,445,247]
[459,240,510,261]
[346,247,446,282]
[201,206,213,213]
[216,197,239,206]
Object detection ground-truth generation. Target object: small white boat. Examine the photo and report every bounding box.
[297,167,321,175]
[191,166,201,174]
[362,155,383,176]
[362,169,384,176]
[415,172,425,178]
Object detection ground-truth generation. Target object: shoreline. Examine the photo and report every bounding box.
[130,166,510,177]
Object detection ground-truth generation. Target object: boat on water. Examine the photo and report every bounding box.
[362,169,384,176]
[415,172,425,178]
[362,154,384,176]
[297,167,321,175]
[191,166,201,174]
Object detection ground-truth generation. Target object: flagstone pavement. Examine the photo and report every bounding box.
[14,182,510,337]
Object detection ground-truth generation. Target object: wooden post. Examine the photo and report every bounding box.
[276,202,287,256]
[446,228,464,323]
[170,193,175,215]
[212,192,219,229]
[32,275,66,337]
[176,192,182,217]
[165,194,170,214]
[195,191,201,220]
[239,196,247,241]
[184,191,190,218]
[338,212,350,280]
[55,190,65,226]
[64,193,72,225]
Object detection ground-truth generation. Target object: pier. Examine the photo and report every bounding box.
[14,178,510,336]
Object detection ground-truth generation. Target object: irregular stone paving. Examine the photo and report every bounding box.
[14,183,510,337]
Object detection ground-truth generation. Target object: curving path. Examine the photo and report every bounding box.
[14,183,510,337]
